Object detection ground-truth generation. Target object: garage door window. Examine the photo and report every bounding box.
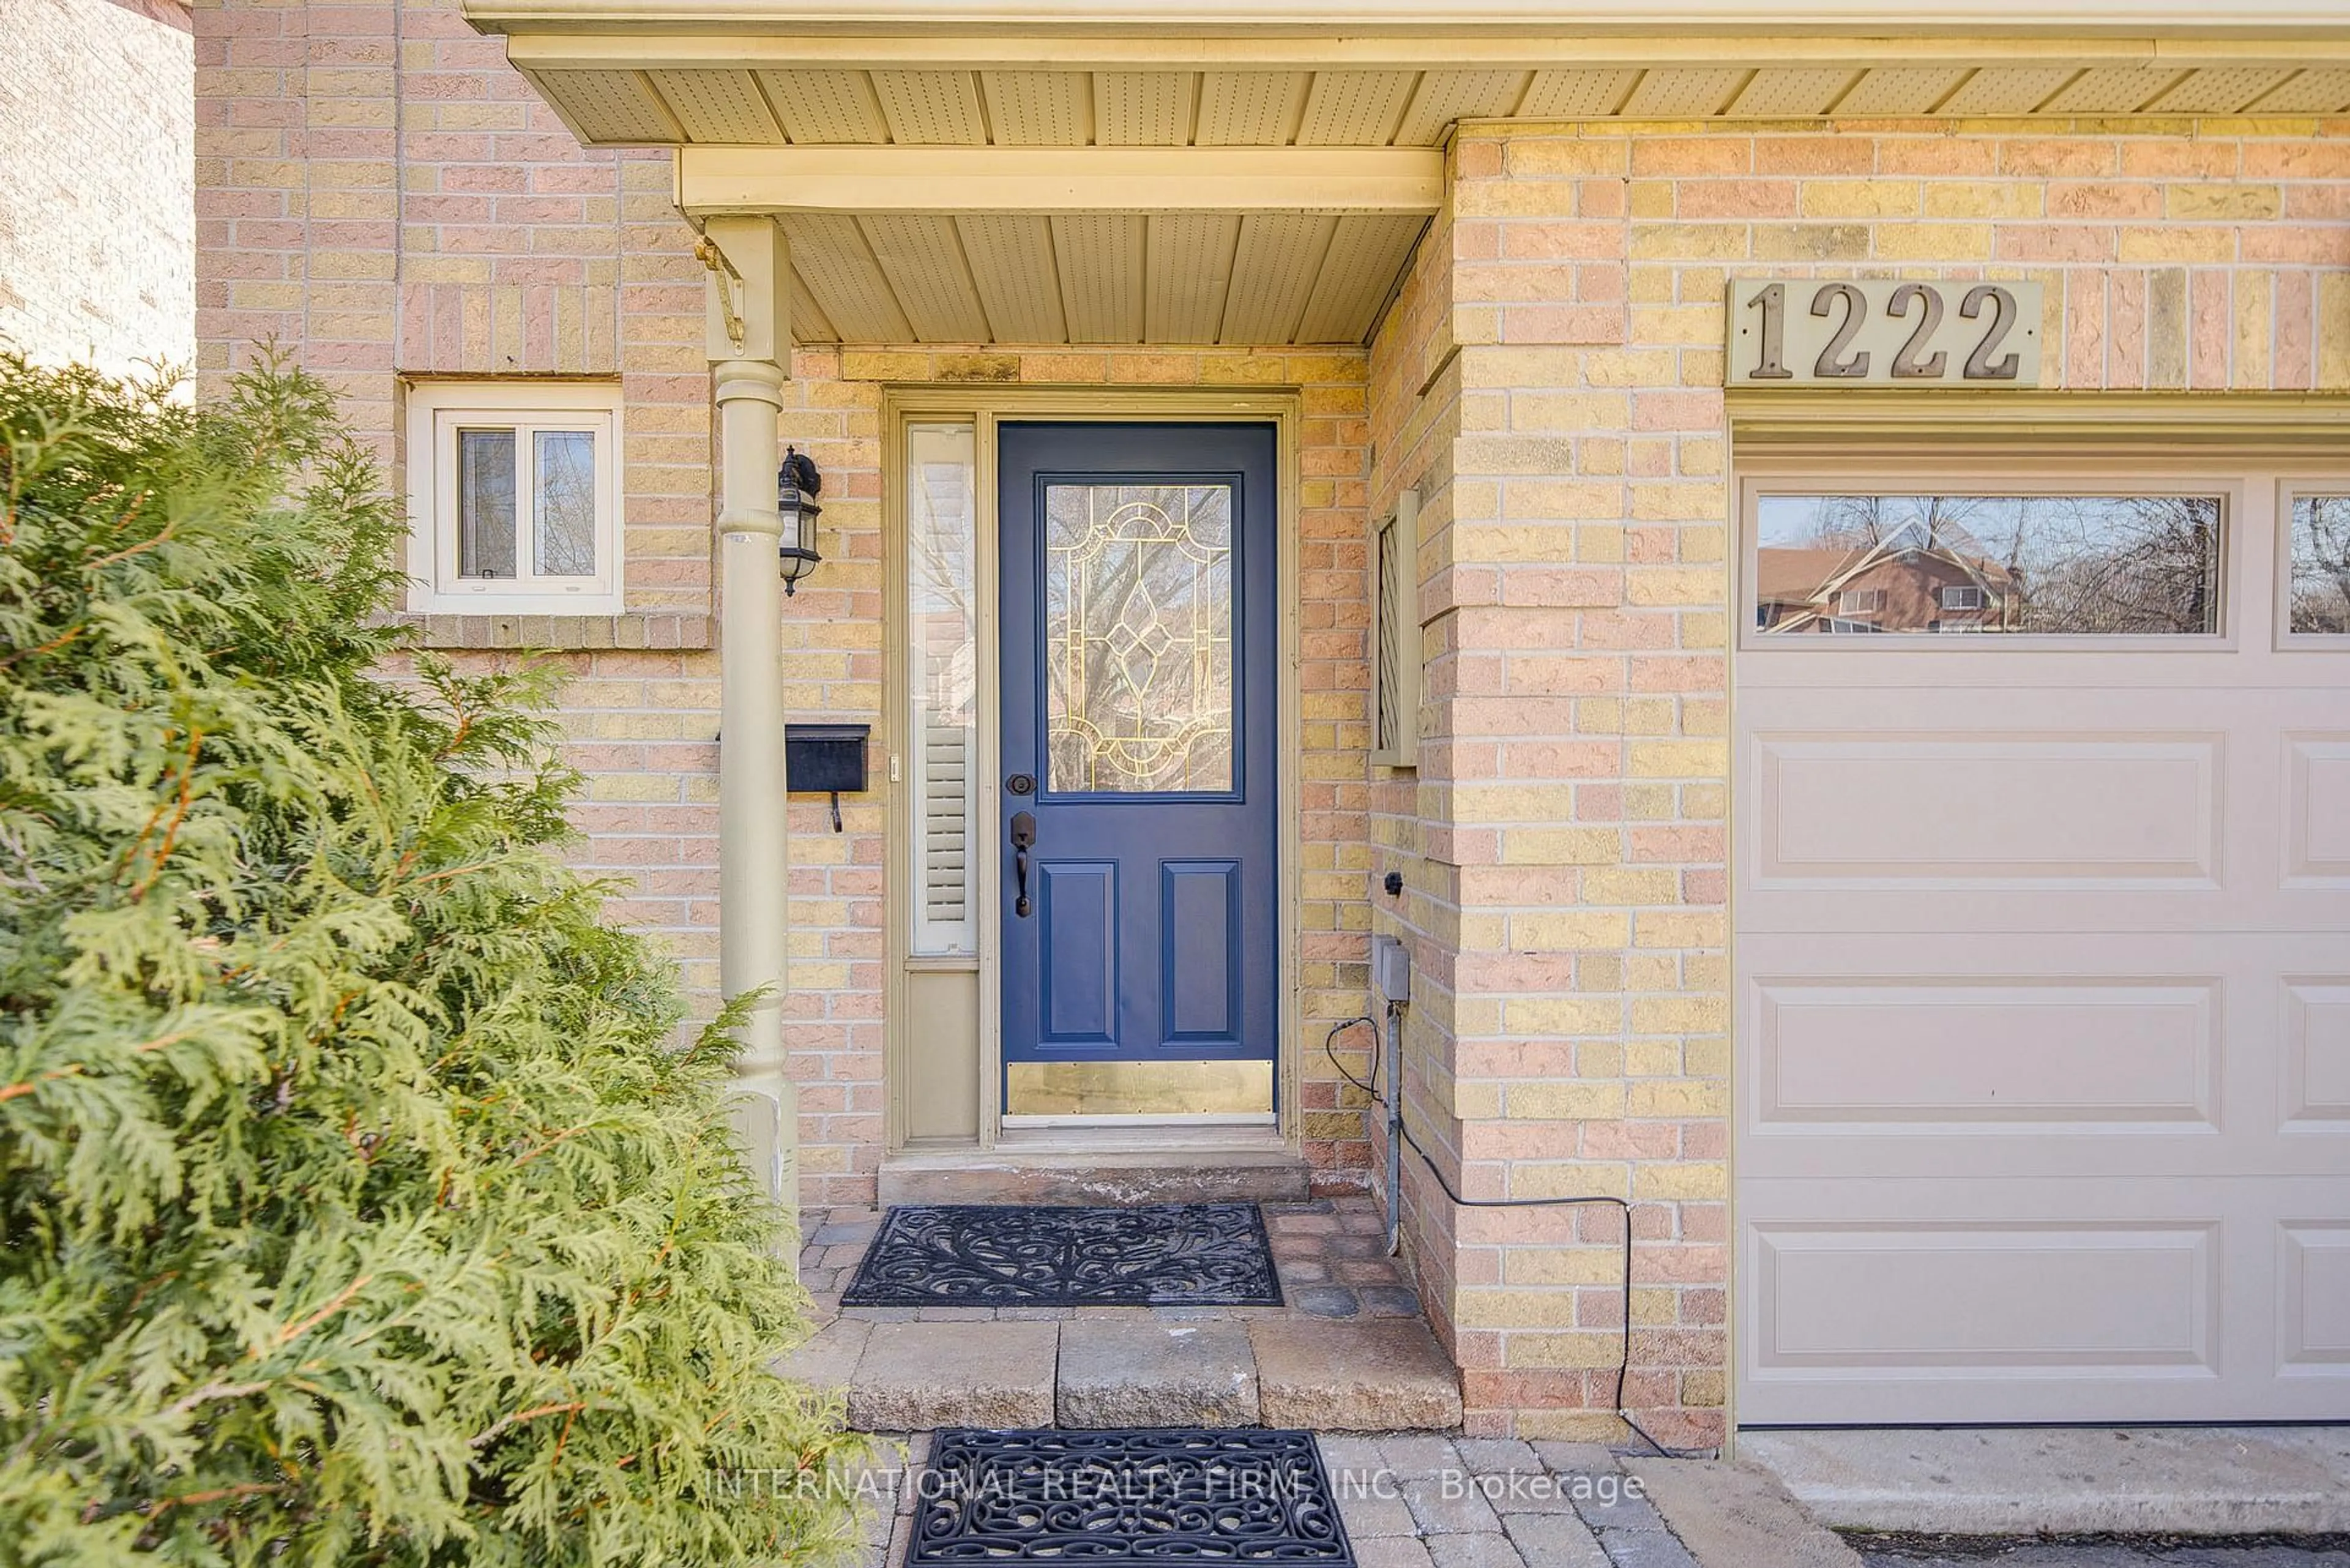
[2286,493,2350,636]
[1753,491,2222,637]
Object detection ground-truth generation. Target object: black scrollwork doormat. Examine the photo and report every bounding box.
[840,1203,1283,1308]
[907,1428,1354,1566]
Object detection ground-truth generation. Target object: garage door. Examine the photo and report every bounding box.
[1734,453,2350,1425]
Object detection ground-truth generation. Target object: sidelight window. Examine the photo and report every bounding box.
[906,422,978,956]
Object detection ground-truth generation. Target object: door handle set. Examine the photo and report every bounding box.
[1009,810,1036,918]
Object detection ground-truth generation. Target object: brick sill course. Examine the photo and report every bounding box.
[388,612,712,652]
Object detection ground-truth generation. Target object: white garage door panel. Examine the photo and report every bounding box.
[1753,1221,2218,1370]
[2285,734,2350,883]
[2281,1223,2350,1371]
[1754,979,2218,1127]
[1734,461,2350,1426]
[1756,734,2221,886]
[1740,1179,2350,1424]
[2287,986,2350,1126]
[1740,933,2350,1182]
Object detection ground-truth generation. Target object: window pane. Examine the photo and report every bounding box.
[1045,482,1234,794]
[457,428,517,579]
[908,422,977,955]
[1755,493,2221,637]
[533,428,597,577]
[2288,495,2350,635]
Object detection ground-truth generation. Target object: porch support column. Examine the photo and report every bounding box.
[703,214,797,1208]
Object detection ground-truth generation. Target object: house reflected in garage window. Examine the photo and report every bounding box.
[1754,493,2222,637]
[2286,493,2350,635]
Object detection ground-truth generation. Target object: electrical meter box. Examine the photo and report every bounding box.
[1371,933,1411,1005]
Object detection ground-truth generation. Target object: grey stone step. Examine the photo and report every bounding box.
[779,1312,1464,1435]
[879,1148,1313,1206]
[1251,1316,1464,1432]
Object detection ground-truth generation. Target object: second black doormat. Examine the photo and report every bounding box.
[906,1428,1354,1566]
[839,1201,1284,1307]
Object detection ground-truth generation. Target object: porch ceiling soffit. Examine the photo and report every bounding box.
[673,144,1437,346]
[477,26,2350,156]
[466,7,2350,346]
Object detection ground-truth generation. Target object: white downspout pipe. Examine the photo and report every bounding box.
[703,215,796,1212]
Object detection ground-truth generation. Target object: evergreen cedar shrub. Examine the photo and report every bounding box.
[0,356,864,1566]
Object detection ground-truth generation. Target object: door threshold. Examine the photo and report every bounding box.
[879,1130,1308,1205]
[1000,1112,1279,1133]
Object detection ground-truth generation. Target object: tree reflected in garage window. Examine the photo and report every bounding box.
[2287,494,2350,635]
[1754,493,2222,637]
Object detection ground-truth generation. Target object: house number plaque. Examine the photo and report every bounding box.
[1726,277,2044,388]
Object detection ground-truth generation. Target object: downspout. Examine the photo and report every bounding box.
[703,214,797,1211]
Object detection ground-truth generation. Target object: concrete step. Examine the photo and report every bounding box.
[778,1313,1463,1434]
[879,1146,1313,1206]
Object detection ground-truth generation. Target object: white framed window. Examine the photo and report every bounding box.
[1370,488,1422,769]
[404,381,623,615]
[1838,588,1883,614]
[1940,584,1986,611]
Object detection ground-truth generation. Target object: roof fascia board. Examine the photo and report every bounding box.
[501,32,2350,65]
[464,0,2350,41]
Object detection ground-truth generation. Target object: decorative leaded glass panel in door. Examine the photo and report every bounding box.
[1043,482,1236,794]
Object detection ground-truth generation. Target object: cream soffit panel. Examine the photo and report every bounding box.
[956,215,1067,341]
[1832,65,1971,114]
[1619,66,1747,116]
[1728,67,1862,117]
[983,70,1092,146]
[1096,72,1194,144]
[2245,66,2350,110]
[1296,71,1417,146]
[870,70,989,144]
[518,52,2350,154]
[1144,214,1240,342]
[1519,68,1641,117]
[758,205,1431,346]
[1220,213,1337,342]
[1050,214,1146,342]
[1195,72,1310,144]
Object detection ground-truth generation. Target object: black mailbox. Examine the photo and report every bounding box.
[785,723,870,832]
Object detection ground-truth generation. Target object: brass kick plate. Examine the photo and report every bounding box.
[1007,1059,1274,1118]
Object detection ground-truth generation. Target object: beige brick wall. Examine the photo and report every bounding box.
[195,0,1384,1199]
[200,0,2350,1433]
[1370,114,2348,1443]
[2,0,194,376]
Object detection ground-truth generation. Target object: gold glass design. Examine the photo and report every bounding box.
[1045,483,1234,793]
[1006,1059,1274,1118]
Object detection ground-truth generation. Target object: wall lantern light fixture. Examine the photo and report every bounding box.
[778,446,823,595]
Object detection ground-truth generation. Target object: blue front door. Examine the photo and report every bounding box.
[998,422,1278,1118]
